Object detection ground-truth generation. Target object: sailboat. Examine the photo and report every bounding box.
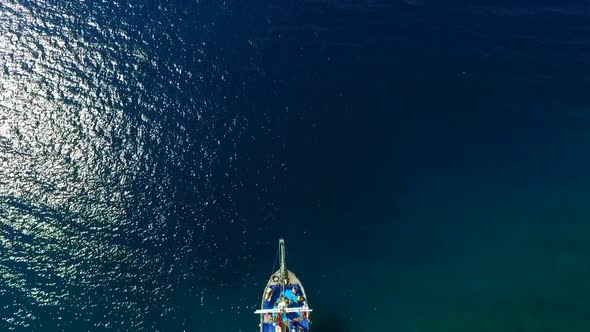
[255,239,312,332]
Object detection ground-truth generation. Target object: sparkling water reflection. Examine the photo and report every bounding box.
[0,1,273,330]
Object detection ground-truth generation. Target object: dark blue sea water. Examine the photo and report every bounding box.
[2,0,590,331]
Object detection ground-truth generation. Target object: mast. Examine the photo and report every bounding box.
[279,238,288,284]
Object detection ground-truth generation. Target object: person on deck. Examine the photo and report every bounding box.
[283,287,310,331]
[284,287,302,304]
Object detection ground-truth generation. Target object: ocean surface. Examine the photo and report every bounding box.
[2,0,590,331]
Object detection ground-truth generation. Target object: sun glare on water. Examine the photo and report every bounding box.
[0,2,164,329]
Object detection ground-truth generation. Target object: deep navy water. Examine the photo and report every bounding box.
[2,0,590,331]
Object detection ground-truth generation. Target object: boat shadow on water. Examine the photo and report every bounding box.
[311,309,352,332]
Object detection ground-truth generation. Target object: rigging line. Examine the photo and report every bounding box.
[271,242,280,276]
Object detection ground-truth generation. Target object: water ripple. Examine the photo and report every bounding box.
[0,0,273,330]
